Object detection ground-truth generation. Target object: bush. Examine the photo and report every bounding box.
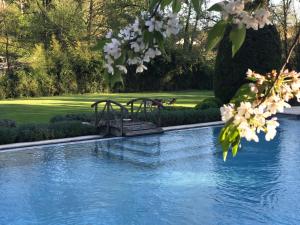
[48,121,97,138]
[0,121,97,145]
[214,25,282,103]
[0,127,17,144]
[137,108,220,127]
[163,106,191,111]
[50,113,94,123]
[16,123,51,142]
[195,97,222,110]
[0,119,17,128]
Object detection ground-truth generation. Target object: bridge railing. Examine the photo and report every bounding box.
[91,100,129,136]
[126,98,164,126]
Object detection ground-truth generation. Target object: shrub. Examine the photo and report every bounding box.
[50,113,94,123]
[214,25,282,103]
[0,128,17,144]
[0,119,17,128]
[48,121,97,138]
[0,121,97,145]
[137,108,220,127]
[16,123,51,142]
[163,106,191,111]
[195,97,222,110]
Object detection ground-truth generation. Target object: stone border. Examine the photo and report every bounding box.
[0,121,224,151]
[0,135,102,151]
[163,121,224,131]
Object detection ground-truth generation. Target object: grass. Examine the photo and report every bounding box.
[0,90,213,124]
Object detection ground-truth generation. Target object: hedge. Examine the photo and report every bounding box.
[0,121,97,145]
[0,108,221,145]
[139,108,221,127]
[50,108,221,127]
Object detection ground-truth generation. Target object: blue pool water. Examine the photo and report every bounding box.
[0,117,300,225]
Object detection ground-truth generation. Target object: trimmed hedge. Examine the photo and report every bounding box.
[50,113,94,123]
[0,121,97,145]
[195,97,222,110]
[0,119,16,128]
[0,108,221,145]
[135,108,221,127]
[50,108,221,127]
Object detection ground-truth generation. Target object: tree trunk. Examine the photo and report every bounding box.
[87,0,94,46]
[183,1,192,50]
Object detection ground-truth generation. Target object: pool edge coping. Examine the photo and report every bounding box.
[0,121,224,151]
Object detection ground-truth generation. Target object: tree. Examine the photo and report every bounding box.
[214,25,282,103]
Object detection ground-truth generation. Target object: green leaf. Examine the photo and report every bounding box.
[172,0,181,13]
[223,150,228,161]
[143,31,154,45]
[208,3,223,12]
[229,25,246,56]
[191,0,201,13]
[157,38,166,55]
[230,83,256,104]
[231,139,240,157]
[149,0,160,11]
[161,0,173,9]
[207,20,228,51]
[154,31,164,42]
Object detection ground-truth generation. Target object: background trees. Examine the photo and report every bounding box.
[0,0,299,100]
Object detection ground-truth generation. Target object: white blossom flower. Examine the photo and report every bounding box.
[221,103,235,122]
[104,63,114,75]
[164,13,181,37]
[127,57,140,65]
[265,118,279,141]
[104,38,121,59]
[237,102,253,119]
[105,29,112,39]
[223,0,244,15]
[255,9,272,28]
[116,65,128,74]
[145,18,163,32]
[136,64,148,73]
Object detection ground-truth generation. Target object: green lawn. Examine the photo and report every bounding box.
[0,90,213,124]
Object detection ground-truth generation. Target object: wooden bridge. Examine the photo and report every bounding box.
[91,98,164,137]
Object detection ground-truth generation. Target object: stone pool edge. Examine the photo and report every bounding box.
[0,121,224,151]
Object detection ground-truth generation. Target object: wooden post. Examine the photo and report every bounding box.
[131,103,134,120]
[121,108,124,136]
[95,104,98,127]
[158,105,161,127]
[107,102,110,135]
[144,101,147,120]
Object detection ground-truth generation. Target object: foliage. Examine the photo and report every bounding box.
[0,119,16,128]
[123,47,214,91]
[195,97,222,110]
[0,121,97,145]
[141,108,221,127]
[0,127,17,144]
[49,108,221,128]
[214,25,282,103]
[50,113,94,123]
[220,69,300,161]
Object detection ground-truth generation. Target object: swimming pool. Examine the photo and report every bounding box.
[0,117,299,225]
